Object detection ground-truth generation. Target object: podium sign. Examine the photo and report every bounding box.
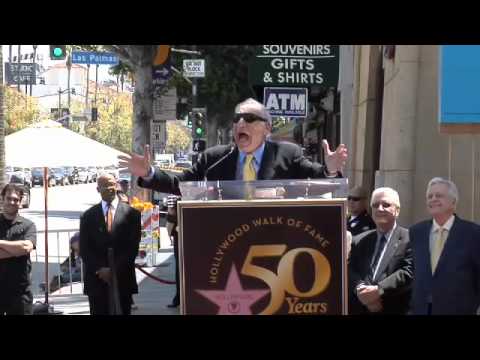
[178,198,347,315]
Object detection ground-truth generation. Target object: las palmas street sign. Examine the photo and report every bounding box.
[72,51,119,65]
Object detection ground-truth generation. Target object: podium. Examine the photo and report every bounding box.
[177,179,349,315]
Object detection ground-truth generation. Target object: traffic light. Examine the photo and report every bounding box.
[193,139,206,152]
[186,112,193,129]
[176,102,189,120]
[192,107,206,139]
[91,107,98,121]
[50,45,66,60]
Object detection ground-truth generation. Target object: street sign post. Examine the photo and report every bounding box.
[153,63,173,98]
[263,87,308,117]
[183,59,205,78]
[5,63,36,85]
[153,88,177,122]
[71,51,119,65]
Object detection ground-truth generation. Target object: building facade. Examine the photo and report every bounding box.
[343,45,479,226]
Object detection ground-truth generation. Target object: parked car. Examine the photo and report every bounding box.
[104,165,119,180]
[8,176,30,209]
[51,167,69,186]
[63,166,79,185]
[118,170,131,185]
[88,166,98,182]
[77,167,91,184]
[174,160,192,169]
[154,159,171,168]
[31,167,56,187]
[5,166,30,186]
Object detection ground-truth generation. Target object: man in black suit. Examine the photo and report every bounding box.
[80,174,141,315]
[347,186,376,236]
[118,98,348,309]
[348,187,413,314]
[410,177,480,315]
[118,98,348,194]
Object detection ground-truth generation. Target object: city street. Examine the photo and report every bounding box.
[21,182,99,232]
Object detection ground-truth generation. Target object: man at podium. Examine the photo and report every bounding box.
[119,98,348,194]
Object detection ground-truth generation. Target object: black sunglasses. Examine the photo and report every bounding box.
[233,113,267,124]
[347,196,363,201]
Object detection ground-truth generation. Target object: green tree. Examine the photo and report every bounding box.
[109,61,134,93]
[3,86,41,134]
[74,45,257,199]
[171,45,257,146]
[166,121,191,154]
[70,87,133,154]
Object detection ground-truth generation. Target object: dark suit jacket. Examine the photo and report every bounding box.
[348,226,413,314]
[347,211,376,236]
[139,141,335,195]
[79,201,141,297]
[409,216,480,315]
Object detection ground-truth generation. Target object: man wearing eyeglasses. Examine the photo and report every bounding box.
[410,177,480,315]
[119,98,348,195]
[348,187,413,314]
[347,186,376,236]
[0,184,37,315]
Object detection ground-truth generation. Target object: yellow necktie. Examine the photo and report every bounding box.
[431,227,447,273]
[243,154,256,181]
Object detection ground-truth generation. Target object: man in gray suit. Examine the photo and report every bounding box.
[348,187,413,314]
[410,177,480,315]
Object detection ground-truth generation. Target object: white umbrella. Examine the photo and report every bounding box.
[5,120,128,304]
[6,120,126,168]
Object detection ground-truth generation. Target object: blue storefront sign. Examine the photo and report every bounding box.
[439,45,480,124]
[263,87,308,117]
[72,51,119,65]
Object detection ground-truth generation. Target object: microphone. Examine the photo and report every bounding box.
[204,145,235,181]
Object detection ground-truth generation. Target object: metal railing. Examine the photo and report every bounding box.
[31,228,84,297]
[31,220,171,298]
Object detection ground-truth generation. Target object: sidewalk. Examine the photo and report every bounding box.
[34,249,180,315]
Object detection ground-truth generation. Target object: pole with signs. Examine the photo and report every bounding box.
[17,45,21,91]
[85,64,90,111]
[30,45,37,96]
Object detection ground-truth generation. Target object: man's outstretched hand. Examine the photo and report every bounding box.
[322,139,348,175]
[118,144,151,178]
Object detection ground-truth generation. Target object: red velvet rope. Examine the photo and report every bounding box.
[135,264,176,284]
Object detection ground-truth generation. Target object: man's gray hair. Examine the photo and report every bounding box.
[234,98,272,124]
[426,177,459,203]
[371,187,401,209]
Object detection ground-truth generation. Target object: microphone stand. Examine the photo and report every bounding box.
[202,145,235,201]
[107,247,122,315]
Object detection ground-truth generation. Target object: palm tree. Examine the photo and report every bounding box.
[108,61,133,93]
[0,45,6,204]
